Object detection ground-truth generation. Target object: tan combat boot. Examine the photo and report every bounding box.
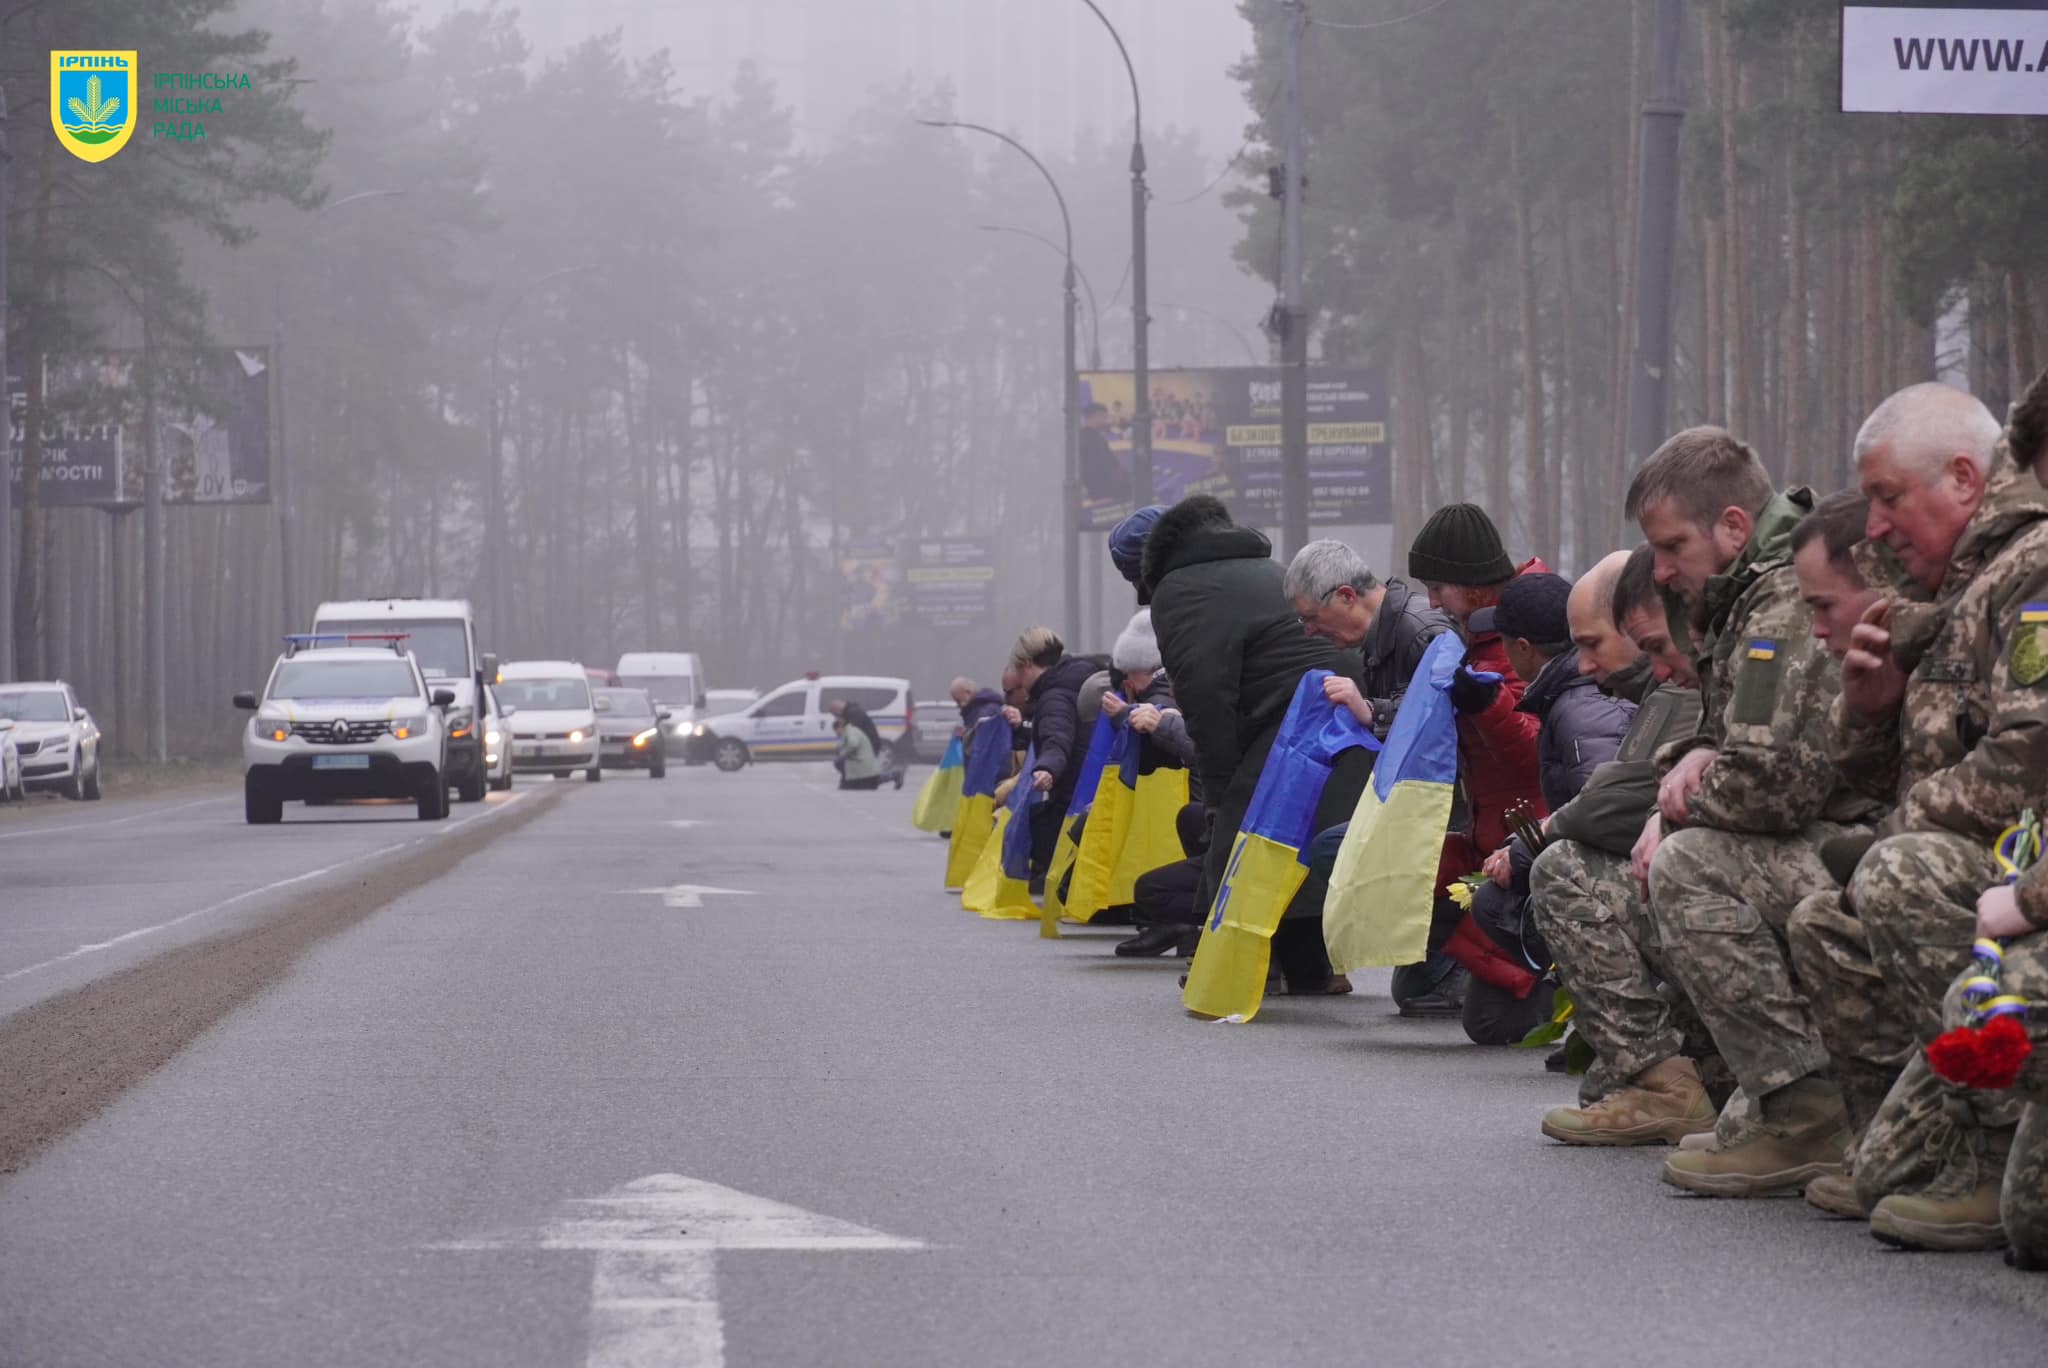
[1662,1076,1852,1197]
[1867,1123,2014,1252]
[1541,1057,1717,1147]
[1804,1170,1865,1219]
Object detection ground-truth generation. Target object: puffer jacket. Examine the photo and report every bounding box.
[1451,557,1552,859]
[1519,647,1638,814]
[1026,654,1106,810]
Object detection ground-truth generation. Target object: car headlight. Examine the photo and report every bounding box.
[568,727,588,744]
[257,712,290,743]
[446,709,475,740]
[391,714,430,740]
[485,727,501,747]
[692,724,708,737]
[633,727,658,748]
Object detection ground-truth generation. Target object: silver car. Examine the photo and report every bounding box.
[0,681,102,800]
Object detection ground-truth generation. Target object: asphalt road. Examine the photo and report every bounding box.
[2,762,2044,1367]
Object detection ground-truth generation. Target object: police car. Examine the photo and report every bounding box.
[234,635,456,824]
[686,673,916,772]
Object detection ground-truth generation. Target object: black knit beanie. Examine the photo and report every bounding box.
[1408,502,1514,586]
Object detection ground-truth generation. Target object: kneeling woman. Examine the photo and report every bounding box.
[835,715,887,791]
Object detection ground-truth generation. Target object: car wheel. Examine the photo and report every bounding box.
[553,770,571,780]
[457,770,487,804]
[585,765,603,783]
[491,771,513,792]
[65,759,87,801]
[82,758,103,801]
[892,739,918,771]
[418,774,449,820]
[650,755,666,779]
[244,775,283,825]
[713,738,748,773]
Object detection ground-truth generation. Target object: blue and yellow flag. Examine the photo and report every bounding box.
[1181,672,1378,1021]
[1323,631,1464,971]
[944,714,1012,890]
[1106,728,1191,906]
[1066,725,1136,924]
[971,746,1043,920]
[911,736,966,834]
[1040,712,1120,935]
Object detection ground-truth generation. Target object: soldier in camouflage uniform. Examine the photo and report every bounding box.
[1619,429,1886,1197]
[1534,544,1722,1145]
[1802,385,2048,1248]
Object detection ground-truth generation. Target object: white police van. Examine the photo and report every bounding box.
[313,598,500,804]
[687,673,916,773]
[234,635,455,824]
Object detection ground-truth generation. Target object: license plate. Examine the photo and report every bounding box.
[312,754,371,770]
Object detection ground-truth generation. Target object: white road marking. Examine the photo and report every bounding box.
[435,1173,923,1368]
[0,794,229,842]
[617,884,753,909]
[2,788,536,982]
[664,819,711,830]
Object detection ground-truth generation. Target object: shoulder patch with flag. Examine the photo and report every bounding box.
[1746,639,1777,661]
[2014,604,2048,687]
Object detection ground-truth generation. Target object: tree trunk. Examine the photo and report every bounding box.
[1509,120,1548,556]
[2009,270,2039,398]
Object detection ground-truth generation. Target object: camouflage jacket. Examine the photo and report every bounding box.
[1656,488,1882,834]
[1833,454,2048,851]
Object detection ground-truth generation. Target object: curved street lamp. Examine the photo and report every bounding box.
[919,118,1082,642]
[979,224,1101,371]
[1077,0,1151,507]
[272,187,410,635]
[483,262,599,640]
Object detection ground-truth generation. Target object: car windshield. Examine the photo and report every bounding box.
[315,619,470,678]
[593,689,654,718]
[0,690,69,722]
[619,674,693,705]
[497,677,591,711]
[269,659,419,701]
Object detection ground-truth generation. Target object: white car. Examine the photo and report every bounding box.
[689,674,916,773]
[0,722,23,801]
[0,681,103,800]
[497,661,602,782]
[313,599,495,804]
[483,684,516,792]
[235,638,456,824]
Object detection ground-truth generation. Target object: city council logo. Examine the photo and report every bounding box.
[52,51,138,163]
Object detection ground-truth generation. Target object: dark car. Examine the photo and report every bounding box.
[592,687,670,777]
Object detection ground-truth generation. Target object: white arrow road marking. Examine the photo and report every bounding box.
[617,884,753,909]
[435,1173,924,1368]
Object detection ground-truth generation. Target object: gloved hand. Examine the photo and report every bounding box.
[1449,666,1503,716]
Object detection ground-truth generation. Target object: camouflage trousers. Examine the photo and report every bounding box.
[1529,839,1723,1107]
[2008,1104,2048,1268]
[1789,832,1997,1139]
[1854,932,2034,1212]
[1646,823,1857,1100]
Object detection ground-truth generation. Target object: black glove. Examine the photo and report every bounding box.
[1449,666,1503,716]
[1820,833,1878,886]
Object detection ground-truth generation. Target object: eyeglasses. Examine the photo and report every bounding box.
[1295,587,1339,627]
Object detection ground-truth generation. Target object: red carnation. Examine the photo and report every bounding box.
[1927,1016,2034,1090]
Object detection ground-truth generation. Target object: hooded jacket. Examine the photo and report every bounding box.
[1451,556,1552,857]
[958,688,1004,732]
[1517,647,1638,814]
[1142,495,1353,802]
[1026,654,1107,809]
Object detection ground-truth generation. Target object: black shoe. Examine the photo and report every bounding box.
[1176,927,1201,957]
[893,769,905,790]
[1115,924,1188,958]
[1397,989,1464,1018]
[1544,1046,1568,1073]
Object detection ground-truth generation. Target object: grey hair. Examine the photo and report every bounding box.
[1283,539,1379,603]
[1852,382,2002,476]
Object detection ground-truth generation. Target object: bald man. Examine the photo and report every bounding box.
[1795,384,2048,1251]
[1528,549,1721,1148]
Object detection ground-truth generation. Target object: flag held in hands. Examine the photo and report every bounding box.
[1040,711,1119,934]
[911,736,966,834]
[944,714,1012,890]
[1323,631,1465,972]
[1181,671,1378,1022]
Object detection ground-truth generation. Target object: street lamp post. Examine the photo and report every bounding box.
[485,263,597,644]
[920,119,1082,644]
[1160,302,1261,367]
[980,224,1102,370]
[1078,0,1151,508]
[272,188,408,635]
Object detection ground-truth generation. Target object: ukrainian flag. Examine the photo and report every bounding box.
[911,736,965,834]
[1106,728,1190,906]
[1182,672,1378,1021]
[1040,712,1120,935]
[964,745,1040,918]
[1066,725,1137,924]
[1323,631,1464,972]
[944,714,1012,890]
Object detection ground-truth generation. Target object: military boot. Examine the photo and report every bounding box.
[1662,1076,1852,1197]
[1804,1171,1865,1220]
[1542,1057,1716,1147]
[1867,1121,2015,1252]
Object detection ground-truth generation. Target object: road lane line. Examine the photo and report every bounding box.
[3,788,536,982]
[0,795,230,842]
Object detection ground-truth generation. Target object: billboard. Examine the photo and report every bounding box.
[1075,366,1390,530]
[7,347,272,506]
[838,539,903,631]
[904,537,995,629]
[1841,3,2048,115]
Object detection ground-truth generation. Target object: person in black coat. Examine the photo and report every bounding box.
[1142,497,1362,993]
[1009,627,1102,893]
